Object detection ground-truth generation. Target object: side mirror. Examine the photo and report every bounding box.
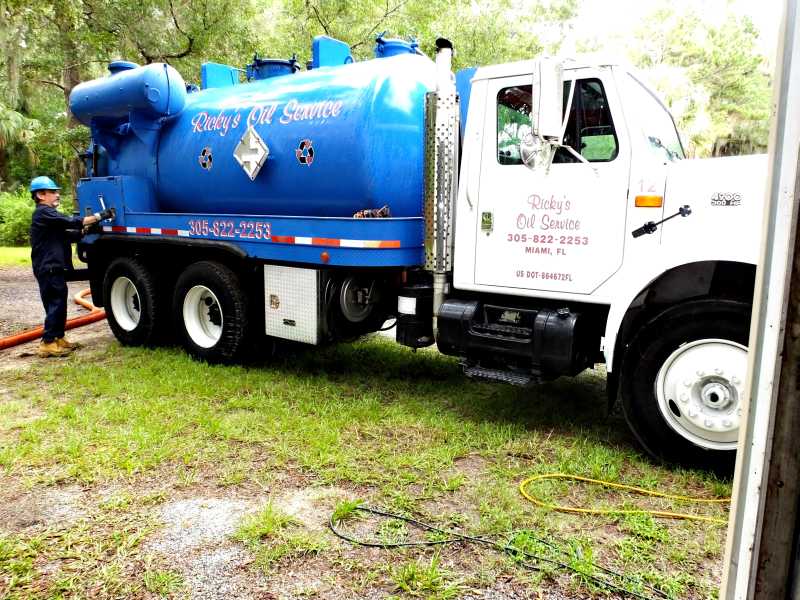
[519,134,554,170]
[531,58,563,143]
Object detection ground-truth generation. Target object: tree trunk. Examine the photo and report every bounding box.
[0,148,8,191]
[0,9,24,189]
[4,26,23,112]
[53,0,85,197]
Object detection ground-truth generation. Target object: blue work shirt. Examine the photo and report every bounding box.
[30,204,83,277]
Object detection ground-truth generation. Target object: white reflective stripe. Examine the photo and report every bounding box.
[151,228,161,235]
[177,230,190,237]
[398,296,417,315]
[339,239,365,248]
[126,227,136,233]
[102,226,112,232]
[295,236,312,245]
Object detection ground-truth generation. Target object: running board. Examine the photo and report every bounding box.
[463,364,538,387]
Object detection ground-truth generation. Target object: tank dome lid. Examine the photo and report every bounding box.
[374,35,419,58]
[108,60,140,75]
[247,55,300,81]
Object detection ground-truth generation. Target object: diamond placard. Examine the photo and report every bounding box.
[233,126,269,181]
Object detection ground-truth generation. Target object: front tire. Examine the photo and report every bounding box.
[102,257,162,346]
[173,261,248,363]
[620,299,751,472]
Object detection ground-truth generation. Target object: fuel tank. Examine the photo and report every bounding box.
[71,49,437,218]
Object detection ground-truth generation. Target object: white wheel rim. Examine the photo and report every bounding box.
[110,276,141,332]
[183,285,223,348]
[655,338,748,450]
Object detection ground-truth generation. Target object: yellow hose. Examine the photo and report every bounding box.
[518,473,730,525]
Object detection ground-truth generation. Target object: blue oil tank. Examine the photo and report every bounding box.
[73,51,437,219]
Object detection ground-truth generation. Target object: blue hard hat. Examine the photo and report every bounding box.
[29,176,61,193]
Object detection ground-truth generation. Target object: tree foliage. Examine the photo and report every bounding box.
[629,6,771,156]
[0,0,773,191]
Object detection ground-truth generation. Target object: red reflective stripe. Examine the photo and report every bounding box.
[271,235,295,244]
[312,237,340,247]
[105,227,401,248]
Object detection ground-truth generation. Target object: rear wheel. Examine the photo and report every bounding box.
[620,299,750,472]
[102,257,162,346]
[173,261,248,363]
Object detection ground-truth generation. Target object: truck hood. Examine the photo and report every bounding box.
[660,154,768,265]
[665,154,768,213]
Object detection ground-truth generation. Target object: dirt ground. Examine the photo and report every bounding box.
[0,265,114,366]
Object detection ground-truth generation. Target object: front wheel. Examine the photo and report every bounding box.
[173,261,249,363]
[620,299,751,472]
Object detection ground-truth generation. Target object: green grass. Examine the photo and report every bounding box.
[0,246,30,266]
[142,568,184,596]
[0,245,81,267]
[0,510,155,598]
[0,336,732,598]
[391,554,463,599]
[234,502,297,546]
[331,499,364,524]
[233,502,326,572]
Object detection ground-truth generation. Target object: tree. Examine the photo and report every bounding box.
[629,6,771,157]
[0,104,37,189]
[255,0,576,69]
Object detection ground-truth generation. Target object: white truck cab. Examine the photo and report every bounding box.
[443,58,766,470]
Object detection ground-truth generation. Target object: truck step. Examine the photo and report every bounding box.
[463,364,537,386]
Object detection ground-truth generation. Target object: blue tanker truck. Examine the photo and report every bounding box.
[71,35,765,471]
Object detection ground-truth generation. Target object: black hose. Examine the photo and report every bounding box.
[328,505,671,600]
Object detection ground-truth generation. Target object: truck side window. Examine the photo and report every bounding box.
[497,85,533,165]
[496,79,618,165]
[557,79,619,163]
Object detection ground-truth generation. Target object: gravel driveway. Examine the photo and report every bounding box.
[0,265,113,363]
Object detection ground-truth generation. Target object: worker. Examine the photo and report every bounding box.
[29,176,114,358]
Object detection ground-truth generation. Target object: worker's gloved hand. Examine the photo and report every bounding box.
[94,207,116,222]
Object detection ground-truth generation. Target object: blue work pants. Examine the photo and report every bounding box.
[36,271,68,343]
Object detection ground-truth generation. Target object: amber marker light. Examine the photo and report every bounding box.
[635,195,663,207]
[320,251,330,263]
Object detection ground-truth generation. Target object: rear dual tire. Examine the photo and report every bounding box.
[103,257,163,346]
[173,261,249,363]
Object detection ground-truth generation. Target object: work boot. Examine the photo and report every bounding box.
[55,337,80,351]
[37,340,71,358]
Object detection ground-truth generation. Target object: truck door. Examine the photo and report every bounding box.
[473,72,630,295]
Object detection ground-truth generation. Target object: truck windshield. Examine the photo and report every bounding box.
[624,74,685,162]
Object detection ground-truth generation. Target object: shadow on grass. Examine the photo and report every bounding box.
[13,332,711,485]
[248,334,629,448]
